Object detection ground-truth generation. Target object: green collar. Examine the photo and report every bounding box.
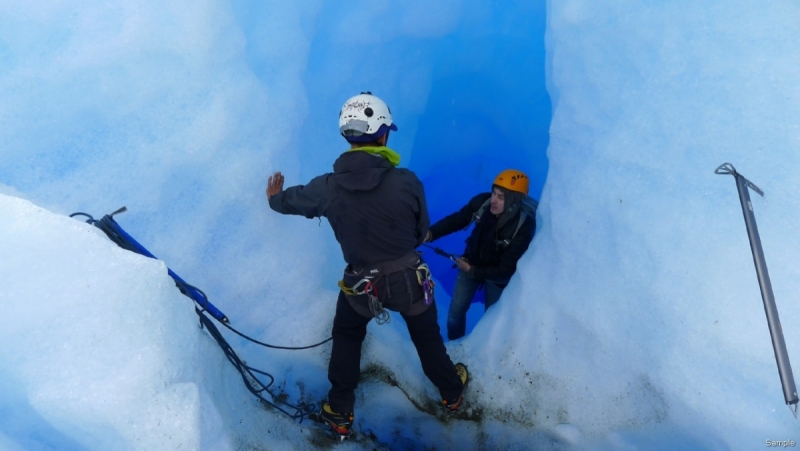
[346,146,401,167]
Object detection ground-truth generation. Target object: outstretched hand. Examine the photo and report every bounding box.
[267,172,284,199]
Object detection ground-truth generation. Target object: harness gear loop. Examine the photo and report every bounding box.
[368,290,390,325]
[338,277,390,325]
[338,278,373,296]
[415,263,435,305]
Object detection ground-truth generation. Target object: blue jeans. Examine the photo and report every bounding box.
[446,271,504,340]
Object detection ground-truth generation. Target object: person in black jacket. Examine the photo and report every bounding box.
[426,169,536,341]
[266,92,467,439]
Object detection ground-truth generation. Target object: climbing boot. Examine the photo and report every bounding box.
[318,402,354,438]
[442,363,469,412]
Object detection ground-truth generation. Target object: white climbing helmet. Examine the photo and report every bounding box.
[338,92,398,142]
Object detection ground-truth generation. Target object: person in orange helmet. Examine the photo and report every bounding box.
[425,169,537,340]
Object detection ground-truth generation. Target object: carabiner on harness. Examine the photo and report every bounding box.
[338,277,390,325]
[415,263,435,305]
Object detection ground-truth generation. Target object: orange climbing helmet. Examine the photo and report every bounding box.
[493,169,529,195]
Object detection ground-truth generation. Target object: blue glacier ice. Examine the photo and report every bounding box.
[1,0,799,449]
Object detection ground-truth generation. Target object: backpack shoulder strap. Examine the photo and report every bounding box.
[469,197,492,228]
[512,211,528,241]
[498,211,528,249]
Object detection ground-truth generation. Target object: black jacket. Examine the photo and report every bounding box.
[429,192,535,284]
[268,151,429,267]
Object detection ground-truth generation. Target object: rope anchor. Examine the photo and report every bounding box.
[70,207,332,423]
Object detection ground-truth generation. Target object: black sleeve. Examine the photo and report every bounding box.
[429,193,491,241]
[268,174,333,219]
[470,215,536,282]
[413,176,430,247]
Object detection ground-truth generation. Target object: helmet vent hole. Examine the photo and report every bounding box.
[364,107,374,118]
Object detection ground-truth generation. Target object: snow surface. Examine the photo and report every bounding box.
[2,0,800,450]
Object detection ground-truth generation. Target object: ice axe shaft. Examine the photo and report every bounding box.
[421,243,458,260]
[716,163,799,415]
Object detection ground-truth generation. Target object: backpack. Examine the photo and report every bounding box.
[471,196,538,249]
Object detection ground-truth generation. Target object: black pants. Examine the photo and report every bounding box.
[327,291,464,414]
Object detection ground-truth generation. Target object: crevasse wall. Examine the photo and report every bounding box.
[462,0,800,446]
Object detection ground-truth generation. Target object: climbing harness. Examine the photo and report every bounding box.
[70,207,330,423]
[338,253,435,324]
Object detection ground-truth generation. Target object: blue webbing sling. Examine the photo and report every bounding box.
[69,206,323,422]
[73,207,228,323]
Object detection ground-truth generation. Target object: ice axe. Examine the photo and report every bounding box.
[716,162,799,417]
[421,243,459,268]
